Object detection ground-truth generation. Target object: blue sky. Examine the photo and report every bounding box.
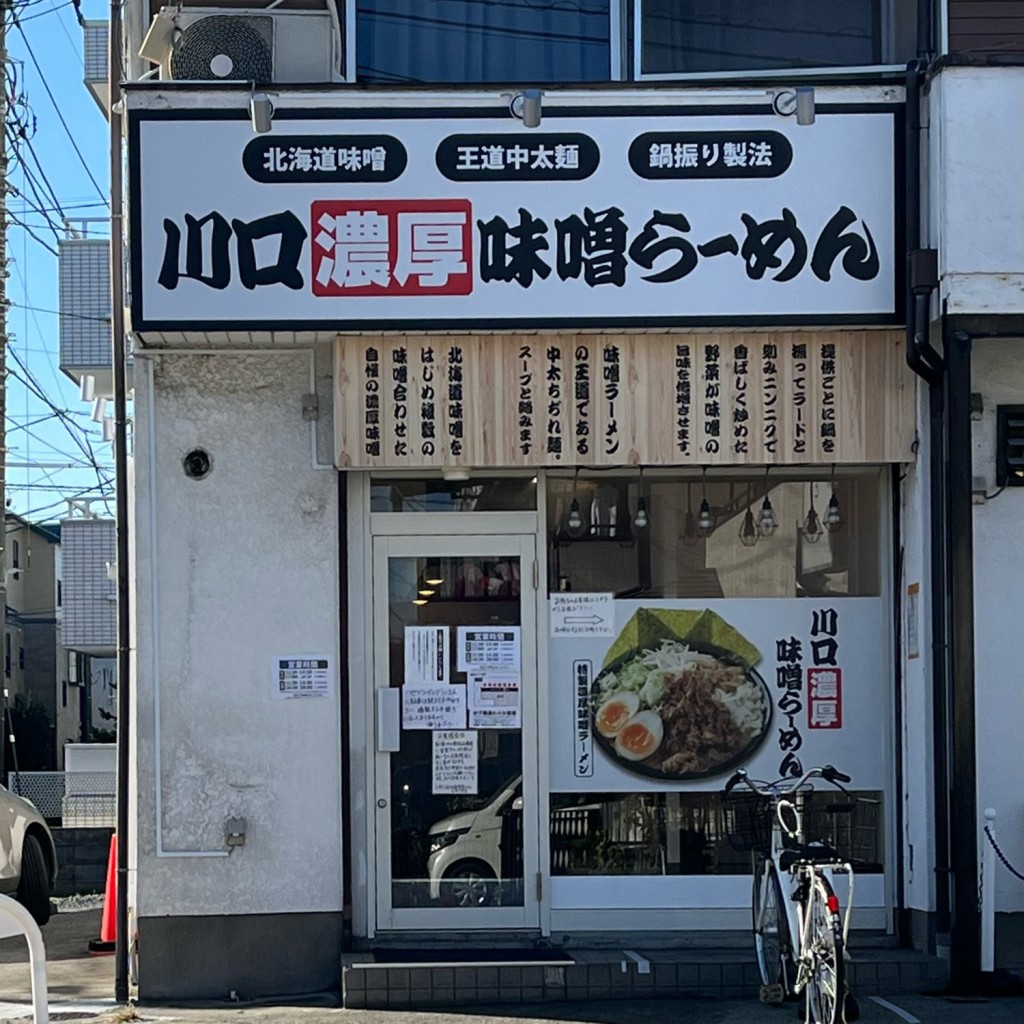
[6,0,112,523]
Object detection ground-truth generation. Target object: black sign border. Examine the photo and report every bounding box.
[127,102,905,333]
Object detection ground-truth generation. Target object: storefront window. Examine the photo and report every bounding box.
[547,471,881,598]
[356,0,612,83]
[550,791,884,876]
[372,476,538,512]
[546,468,890,900]
[637,1,915,77]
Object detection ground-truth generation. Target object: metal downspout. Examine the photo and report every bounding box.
[944,324,980,992]
[109,7,131,1005]
[903,11,953,951]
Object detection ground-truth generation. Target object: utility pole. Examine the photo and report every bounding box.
[1,0,9,783]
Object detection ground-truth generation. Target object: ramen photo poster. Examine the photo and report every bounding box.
[549,598,888,793]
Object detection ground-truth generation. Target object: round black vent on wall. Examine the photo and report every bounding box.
[170,16,274,85]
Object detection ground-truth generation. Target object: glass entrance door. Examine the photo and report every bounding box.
[372,534,539,930]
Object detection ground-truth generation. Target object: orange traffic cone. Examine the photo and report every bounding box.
[88,834,117,955]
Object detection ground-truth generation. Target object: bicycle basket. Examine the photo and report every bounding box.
[723,794,773,853]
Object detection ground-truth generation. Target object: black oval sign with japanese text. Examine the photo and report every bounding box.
[629,131,792,179]
[436,133,599,181]
[242,135,407,183]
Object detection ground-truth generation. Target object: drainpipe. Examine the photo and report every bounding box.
[903,24,953,951]
[944,324,980,993]
[109,6,131,1005]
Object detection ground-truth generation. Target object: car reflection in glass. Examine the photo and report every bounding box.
[427,776,522,907]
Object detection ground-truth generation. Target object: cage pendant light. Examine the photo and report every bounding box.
[804,484,824,543]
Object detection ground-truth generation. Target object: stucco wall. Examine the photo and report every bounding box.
[929,67,1024,315]
[132,347,341,917]
[969,338,1024,917]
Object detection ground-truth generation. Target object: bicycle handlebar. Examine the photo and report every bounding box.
[723,764,850,796]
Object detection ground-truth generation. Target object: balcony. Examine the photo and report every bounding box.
[60,515,117,654]
[83,20,109,116]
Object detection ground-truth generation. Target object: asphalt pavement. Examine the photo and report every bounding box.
[1,910,1022,1024]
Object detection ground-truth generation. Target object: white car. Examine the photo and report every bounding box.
[0,783,58,925]
[427,777,522,906]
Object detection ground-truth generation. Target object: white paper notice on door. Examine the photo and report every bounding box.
[402,683,467,730]
[468,672,522,729]
[432,731,478,795]
[456,626,521,672]
[404,626,450,685]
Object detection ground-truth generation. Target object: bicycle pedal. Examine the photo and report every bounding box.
[760,983,786,1005]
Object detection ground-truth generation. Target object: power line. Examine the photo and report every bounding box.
[6,351,107,474]
[10,254,62,383]
[5,211,57,254]
[13,2,75,24]
[10,10,108,205]
[9,301,111,324]
[4,156,65,244]
[9,483,114,522]
[8,121,70,222]
[4,175,62,234]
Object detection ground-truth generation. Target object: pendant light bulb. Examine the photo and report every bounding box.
[825,491,844,532]
[697,498,713,536]
[739,507,759,548]
[567,496,584,536]
[634,496,649,530]
[697,468,713,537]
[758,495,778,537]
[633,467,649,529]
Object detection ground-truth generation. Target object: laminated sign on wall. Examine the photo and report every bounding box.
[129,103,899,333]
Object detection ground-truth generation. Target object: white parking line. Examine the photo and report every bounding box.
[870,995,922,1023]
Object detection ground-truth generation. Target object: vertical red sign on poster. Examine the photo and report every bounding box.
[807,667,842,729]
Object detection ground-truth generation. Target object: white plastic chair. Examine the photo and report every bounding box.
[0,893,49,1024]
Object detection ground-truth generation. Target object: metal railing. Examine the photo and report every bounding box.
[6,771,116,828]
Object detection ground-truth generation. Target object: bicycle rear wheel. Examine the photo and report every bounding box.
[804,875,845,1024]
[753,860,795,993]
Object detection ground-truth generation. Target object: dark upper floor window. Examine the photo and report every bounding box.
[11,539,19,570]
[352,1,915,83]
[356,0,612,83]
[637,0,915,77]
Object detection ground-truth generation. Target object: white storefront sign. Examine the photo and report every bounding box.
[129,102,898,331]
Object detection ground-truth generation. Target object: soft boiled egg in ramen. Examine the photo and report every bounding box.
[614,709,665,762]
[595,692,640,738]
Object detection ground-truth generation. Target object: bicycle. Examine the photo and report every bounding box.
[723,764,857,1024]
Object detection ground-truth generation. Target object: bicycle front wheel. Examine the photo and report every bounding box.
[804,875,845,1024]
[753,860,794,991]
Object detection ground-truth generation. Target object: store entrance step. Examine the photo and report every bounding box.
[342,945,949,1009]
[369,946,573,963]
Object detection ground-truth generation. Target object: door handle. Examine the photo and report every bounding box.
[376,688,401,752]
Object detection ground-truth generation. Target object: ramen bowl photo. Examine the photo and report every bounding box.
[591,609,772,780]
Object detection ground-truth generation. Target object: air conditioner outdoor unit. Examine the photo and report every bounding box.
[140,6,341,85]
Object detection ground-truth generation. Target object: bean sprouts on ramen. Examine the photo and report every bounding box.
[594,640,769,776]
